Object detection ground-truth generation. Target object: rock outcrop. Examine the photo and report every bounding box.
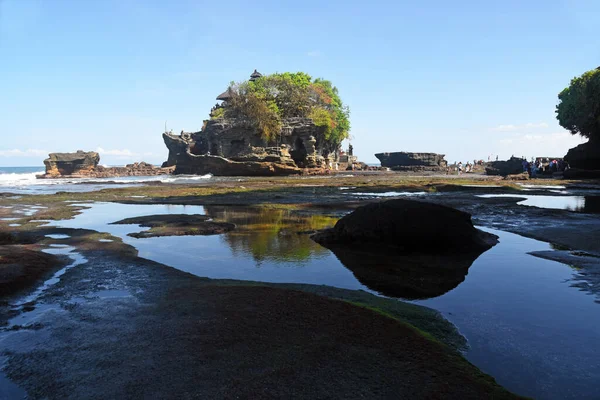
[485,157,525,176]
[374,152,447,171]
[311,199,497,299]
[163,117,332,176]
[564,139,600,171]
[43,151,99,177]
[311,199,497,253]
[40,152,172,179]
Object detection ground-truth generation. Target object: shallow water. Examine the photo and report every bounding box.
[45,202,600,399]
[478,194,600,213]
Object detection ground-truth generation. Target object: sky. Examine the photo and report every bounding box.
[1,0,598,167]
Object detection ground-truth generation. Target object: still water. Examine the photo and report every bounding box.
[51,202,600,400]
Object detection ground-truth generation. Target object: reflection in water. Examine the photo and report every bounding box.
[327,246,485,299]
[477,194,600,213]
[205,206,338,264]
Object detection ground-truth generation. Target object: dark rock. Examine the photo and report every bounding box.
[485,157,525,176]
[311,199,498,253]
[564,139,600,171]
[43,150,99,177]
[375,152,447,170]
[504,172,529,181]
[563,168,600,179]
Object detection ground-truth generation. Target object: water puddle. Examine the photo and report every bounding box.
[347,191,428,197]
[477,194,600,213]
[8,224,20,227]
[98,239,113,243]
[45,234,70,239]
[41,202,600,398]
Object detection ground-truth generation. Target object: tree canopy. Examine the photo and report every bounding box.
[217,72,350,148]
[556,68,600,140]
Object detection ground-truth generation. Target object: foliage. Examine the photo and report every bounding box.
[210,107,225,119]
[223,72,350,147]
[556,68,600,139]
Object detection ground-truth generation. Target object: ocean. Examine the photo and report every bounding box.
[0,166,213,195]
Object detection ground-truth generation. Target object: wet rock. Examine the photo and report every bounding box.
[311,199,498,253]
[111,214,235,238]
[375,152,447,171]
[504,172,530,180]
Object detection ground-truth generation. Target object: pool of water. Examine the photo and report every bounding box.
[46,202,600,399]
[478,194,600,213]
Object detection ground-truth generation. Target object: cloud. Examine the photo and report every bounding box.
[494,131,586,159]
[307,51,320,57]
[0,148,48,157]
[96,147,140,157]
[491,122,548,132]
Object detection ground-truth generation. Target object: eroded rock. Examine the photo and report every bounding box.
[374,152,447,171]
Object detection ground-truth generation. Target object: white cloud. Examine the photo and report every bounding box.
[494,131,586,159]
[307,51,320,57]
[491,122,548,132]
[0,148,48,157]
[96,147,139,157]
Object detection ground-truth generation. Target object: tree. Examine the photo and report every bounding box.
[556,68,600,140]
[223,72,351,149]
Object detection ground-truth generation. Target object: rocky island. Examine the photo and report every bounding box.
[163,71,352,176]
[38,150,172,179]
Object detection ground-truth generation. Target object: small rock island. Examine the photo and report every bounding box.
[163,70,352,176]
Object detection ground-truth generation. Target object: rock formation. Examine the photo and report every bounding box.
[485,156,525,176]
[311,198,497,253]
[163,117,331,176]
[43,151,99,177]
[39,151,172,179]
[310,199,497,298]
[563,139,600,178]
[374,152,447,171]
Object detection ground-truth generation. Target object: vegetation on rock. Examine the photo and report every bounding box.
[224,72,351,147]
[556,68,600,140]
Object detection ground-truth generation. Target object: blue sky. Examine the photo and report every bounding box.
[1,0,597,166]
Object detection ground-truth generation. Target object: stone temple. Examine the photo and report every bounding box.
[162,70,349,176]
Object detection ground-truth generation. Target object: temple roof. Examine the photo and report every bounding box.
[250,69,262,81]
[216,88,233,101]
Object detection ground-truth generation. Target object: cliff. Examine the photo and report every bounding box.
[375,152,447,171]
[163,117,332,176]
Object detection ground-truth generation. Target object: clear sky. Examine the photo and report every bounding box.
[1,0,598,166]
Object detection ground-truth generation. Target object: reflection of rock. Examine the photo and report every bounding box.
[312,199,498,253]
[111,214,235,238]
[375,152,447,172]
[327,246,479,299]
[311,199,497,299]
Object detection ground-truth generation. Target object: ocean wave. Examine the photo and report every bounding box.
[0,171,45,186]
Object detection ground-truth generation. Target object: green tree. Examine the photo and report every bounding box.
[556,68,600,140]
[222,72,351,149]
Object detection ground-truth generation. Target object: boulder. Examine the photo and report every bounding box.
[485,157,525,176]
[43,150,99,177]
[311,199,498,254]
[564,139,600,171]
[311,199,497,298]
[375,152,447,171]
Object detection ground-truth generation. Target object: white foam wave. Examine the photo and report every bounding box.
[0,171,44,186]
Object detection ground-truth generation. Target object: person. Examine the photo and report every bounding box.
[496,155,499,161]
[457,161,463,175]
[522,159,528,173]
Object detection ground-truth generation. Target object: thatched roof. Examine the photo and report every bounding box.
[250,69,262,81]
[216,88,232,101]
